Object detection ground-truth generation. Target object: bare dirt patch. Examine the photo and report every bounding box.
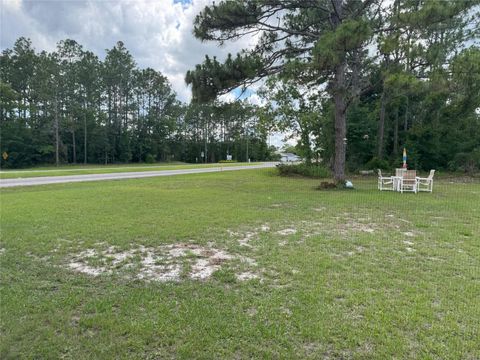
[228,223,272,247]
[335,220,376,235]
[277,228,297,236]
[238,232,256,247]
[259,224,270,232]
[66,243,259,282]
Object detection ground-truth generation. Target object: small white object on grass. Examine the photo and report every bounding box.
[345,180,354,189]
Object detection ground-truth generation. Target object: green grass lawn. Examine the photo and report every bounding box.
[1,169,479,359]
[0,161,261,179]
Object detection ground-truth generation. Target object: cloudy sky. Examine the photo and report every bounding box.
[0,0,294,147]
[0,0,263,102]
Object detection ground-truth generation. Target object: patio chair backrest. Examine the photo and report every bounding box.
[403,170,416,181]
[396,168,406,177]
[428,169,435,180]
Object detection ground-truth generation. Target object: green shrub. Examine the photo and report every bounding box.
[365,157,390,170]
[276,163,330,178]
[218,160,237,163]
[145,154,156,164]
[448,149,480,173]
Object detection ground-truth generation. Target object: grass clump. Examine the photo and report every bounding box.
[276,163,330,178]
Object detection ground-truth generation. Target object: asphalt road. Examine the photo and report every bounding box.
[0,163,278,188]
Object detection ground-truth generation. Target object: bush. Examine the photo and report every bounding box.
[276,163,330,178]
[365,157,390,170]
[448,149,480,173]
[145,154,156,164]
[218,160,237,163]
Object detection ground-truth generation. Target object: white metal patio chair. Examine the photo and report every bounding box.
[417,170,435,192]
[394,168,407,191]
[378,169,394,191]
[400,170,417,194]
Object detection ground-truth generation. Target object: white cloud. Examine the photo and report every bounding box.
[218,92,237,104]
[0,0,258,102]
[246,93,266,106]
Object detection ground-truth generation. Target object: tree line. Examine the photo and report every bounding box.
[186,0,480,179]
[0,38,273,168]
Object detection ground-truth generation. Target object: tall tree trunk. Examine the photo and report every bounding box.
[246,133,249,162]
[72,123,77,164]
[54,97,59,167]
[377,91,387,159]
[393,108,399,156]
[331,0,347,183]
[333,60,347,183]
[404,96,409,132]
[300,123,312,165]
[204,119,208,163]
[84,111,87,164]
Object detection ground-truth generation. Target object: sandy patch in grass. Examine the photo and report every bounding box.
[66,243,258,282]
[335,220,376,235]
[270,203,292,208]
[68,261,106,276]
[228,215,413,250]
[346,247,364,255]
[137,250,181,281]
[277,228,297,236]
[228,223,272,247]
[259,224,270,232]
[239,255,257,266]
[228,229,255,247]
[228,213,427,251]
[300,212,425,240]
[236,271,259,281]
[67,248,129,276]
[246,307,257,317]
[238,232,256,247]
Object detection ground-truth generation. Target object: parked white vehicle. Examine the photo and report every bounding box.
[279,153,301,162]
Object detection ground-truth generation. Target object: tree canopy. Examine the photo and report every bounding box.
[186,0,480,180]
[0,38,273,168]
